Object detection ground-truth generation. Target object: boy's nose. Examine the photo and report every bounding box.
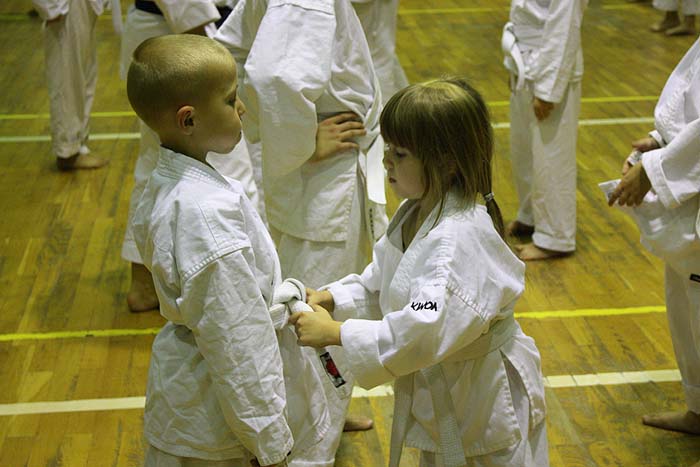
[237,100,246,116]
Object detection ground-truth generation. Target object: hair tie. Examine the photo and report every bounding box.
[483,192,495,203]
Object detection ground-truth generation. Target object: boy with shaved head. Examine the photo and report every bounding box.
[128,34,330,467]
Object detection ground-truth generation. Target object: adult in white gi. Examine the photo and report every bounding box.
[502,0,587,260]
[215,2,387,465]
[134,147,330,466]
[351,0,409,104]
[609,39,700,457]
[119,0,262,312]
[32,0,112,170]
[651,0,700,36]
[295,195,549,467]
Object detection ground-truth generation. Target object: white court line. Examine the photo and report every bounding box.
[0,368,682,416]
[0,118,656,144]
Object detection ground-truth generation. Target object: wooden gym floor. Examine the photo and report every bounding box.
[0,0,698,465]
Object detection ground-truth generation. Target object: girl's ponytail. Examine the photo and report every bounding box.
[483,191,505,239]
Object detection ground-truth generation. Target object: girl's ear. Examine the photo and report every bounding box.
[176,105,195,135]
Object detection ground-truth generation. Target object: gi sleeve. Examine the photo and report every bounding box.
[244,0,336,179]
[32,0,68,20]
[325,236,389,322]
[340,279,491,389]
[155,0,220,33]
[642,117,700,209]
[179,250,293,466]
[532,0,585,103]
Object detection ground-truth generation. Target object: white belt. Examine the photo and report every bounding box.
[269,279,352,397]
[501,22,526,91]
[388,315,518,467]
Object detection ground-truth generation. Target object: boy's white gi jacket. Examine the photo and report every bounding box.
[504,0,587,103]
[133,148,329,463]
[215,0,385,243]
[634,38,700,267]
[326,194,546,457]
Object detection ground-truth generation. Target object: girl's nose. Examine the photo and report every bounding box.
[237,100,246,116]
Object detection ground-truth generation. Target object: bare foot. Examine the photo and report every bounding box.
[56,153,109,171]
[343,415,373,432]
[514,243,571,261]
[642,410,700,435]
[505,220,534,238]
[651,12,680,32]
[666,17,696,36]
[127,262,159,312]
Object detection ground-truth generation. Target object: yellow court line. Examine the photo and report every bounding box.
[514,305,665,320]
[0,306,666,342]
[488,95,658,107]
[0,96,658,121]
[0,328,161,342]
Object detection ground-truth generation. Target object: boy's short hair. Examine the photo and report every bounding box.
[127,34,234,129]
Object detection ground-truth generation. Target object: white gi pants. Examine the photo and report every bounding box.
[145,444,250,467]
[665,254,700,413]
[119,7,262,263]
[653,0,700,15]
[44,0,98,159]
[418,359,549,467]
[270,165,369,467]
[509,81,581,253]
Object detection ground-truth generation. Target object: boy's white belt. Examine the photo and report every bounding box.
[388,315,518,467]
[269,278,353,398]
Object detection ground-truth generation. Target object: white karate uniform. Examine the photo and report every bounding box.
[133,147,330,465]
[325,194,548,467]
[216,2,386,465]
[119,0,263,263]
[33,0,108,159]
[351,0,409,104]
[653,0,700,15]
[504,0,587,252]
[633,39,700,412]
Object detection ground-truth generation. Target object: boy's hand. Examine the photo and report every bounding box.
[533,97,554,121]
[632,136,661,153]
[289,305,342,347]
[608,162,652,207]
[306,288,335,313]
[309,113,366,163]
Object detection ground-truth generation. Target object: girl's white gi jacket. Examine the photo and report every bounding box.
[326,195,546,456]
[133,148,329,463]
[633,38,700,268]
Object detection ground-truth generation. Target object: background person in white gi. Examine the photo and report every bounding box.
[128,35,329,467]
[119,0,261,313]
[650,0,699,36]
[351,0,409,104]
[502,0,587,261]
[32,0,111,171]
[216,2,385,466]
[608,38,700,466]
[291,79,549,467]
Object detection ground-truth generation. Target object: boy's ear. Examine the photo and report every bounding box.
[176,105,195,135]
